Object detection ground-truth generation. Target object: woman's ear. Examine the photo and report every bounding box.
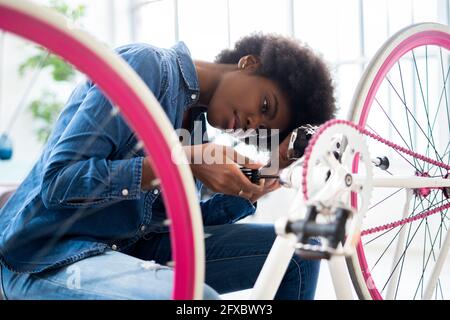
[238,55,261,71]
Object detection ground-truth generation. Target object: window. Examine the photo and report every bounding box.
[132,0,449,119]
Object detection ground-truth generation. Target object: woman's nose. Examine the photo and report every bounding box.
[246,114,263,130]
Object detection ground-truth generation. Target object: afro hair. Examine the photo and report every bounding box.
[215,33,336,141]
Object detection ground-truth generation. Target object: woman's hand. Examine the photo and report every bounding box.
[245,178,281,203]
[268,132,295,173]
[186,143,264,198]
[142,143,282,202]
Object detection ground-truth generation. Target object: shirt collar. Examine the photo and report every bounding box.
[172,41,200,93]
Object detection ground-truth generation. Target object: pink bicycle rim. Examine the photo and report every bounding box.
[0,5,197,299]
[352,30,450,300]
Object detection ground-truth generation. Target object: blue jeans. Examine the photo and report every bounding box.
[0,223,320,300]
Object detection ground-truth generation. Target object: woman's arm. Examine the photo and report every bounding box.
[142,143,272,197]
[41,45,167,209]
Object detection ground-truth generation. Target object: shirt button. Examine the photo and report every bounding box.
[191,93,197,100]
[121,189,129,196]
[111,244,118,251]
[153,188,159,195]
[140,225,146,232]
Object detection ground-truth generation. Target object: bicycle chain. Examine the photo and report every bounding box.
[302,119,450,236]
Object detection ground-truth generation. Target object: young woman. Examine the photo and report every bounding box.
[0,33,335,300]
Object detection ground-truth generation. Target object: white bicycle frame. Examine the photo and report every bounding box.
[251,22,450,300]
[250,154,450,300]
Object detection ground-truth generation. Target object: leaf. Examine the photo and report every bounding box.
[19,1,86,143]
[19,54,47,76]
[28,91,64,143]
[48,55,75,81]
[19,0,85,81]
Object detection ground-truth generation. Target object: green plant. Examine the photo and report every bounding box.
[29,91,64,142]
[19,0,85,143]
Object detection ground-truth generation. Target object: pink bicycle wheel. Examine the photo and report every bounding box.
[347,23,450,300]
[0,0,204,299]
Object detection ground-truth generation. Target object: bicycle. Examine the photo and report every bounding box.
[0,0,449,300]
[251,22,450,300]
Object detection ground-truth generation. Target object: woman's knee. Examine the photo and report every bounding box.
[291,237,322,280]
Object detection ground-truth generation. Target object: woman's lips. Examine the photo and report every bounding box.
[226,115,235,130]
[233,111,241,130]
[225,111,243,131]
[226,111,240,130]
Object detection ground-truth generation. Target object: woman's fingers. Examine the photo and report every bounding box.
[264,178,281,192]
[236,177,281,203]
[230,165,261,195]
[189,143,273,198]
[237,189,253,200]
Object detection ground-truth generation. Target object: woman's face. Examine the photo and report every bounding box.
[206,70,291,136]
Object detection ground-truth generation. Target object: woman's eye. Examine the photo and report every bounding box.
[262,98,269,114]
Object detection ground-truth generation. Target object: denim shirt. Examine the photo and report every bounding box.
[0,42,256,273]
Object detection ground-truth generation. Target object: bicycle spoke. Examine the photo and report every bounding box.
[371,195,426,273]
[424,208,446,299]
[397,61,422,171]
[374,97,415,153]
[385,74,445,168]
[388,192,448,298]
[412,211,448,299]
[430,60,450,133]
[438,48,450,166]
[381,203,443,297]
[362,45,450,299]
[412,50,446,175]
[367,124,423,172]
[423,48,432,172]
[376,194,446,295]
[393,212,414,299]
[381,210,427,295]
[367,188,404,213]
